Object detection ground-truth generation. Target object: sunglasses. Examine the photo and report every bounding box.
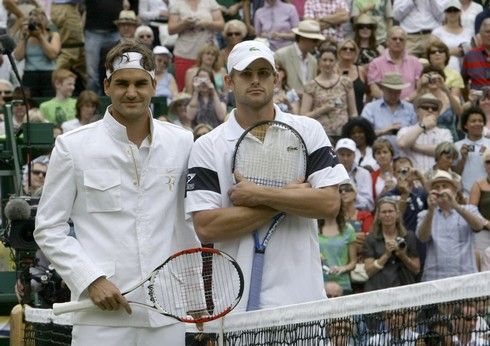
[32,170,47,177]
[357,24,373,30]
[0,90,12,95]
[445,7,460,13]
[138,34,152,39]
[341,47,355,52]
[430,49,445,54]
[226,32,241,37]
[419,105,439,112]
[339,185,354,193]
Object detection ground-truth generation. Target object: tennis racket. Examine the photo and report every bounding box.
[232,120,308,311]
[52,248,244,324]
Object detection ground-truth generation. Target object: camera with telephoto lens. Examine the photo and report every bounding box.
[395,236,406,250]
[28,18,38,31]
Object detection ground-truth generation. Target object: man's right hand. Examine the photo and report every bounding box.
[88,277,131,314]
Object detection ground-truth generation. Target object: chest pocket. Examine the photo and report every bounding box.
[83,169,121,212]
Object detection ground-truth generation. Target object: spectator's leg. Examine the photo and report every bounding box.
[51,4,87,89]
[85,30,120,94]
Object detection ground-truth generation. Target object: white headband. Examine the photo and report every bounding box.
[106,52,155,79]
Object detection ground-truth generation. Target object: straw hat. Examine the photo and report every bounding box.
[292,20,326,41]
[429,170,461,191]
[114,10,140,25]
[168,93,191,114]
[353,14,377,28]
[379,73,410,90]
[414,93,443,110]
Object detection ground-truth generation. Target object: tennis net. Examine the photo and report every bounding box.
[23,271,490,345]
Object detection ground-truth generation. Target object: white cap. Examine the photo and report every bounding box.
[153,45,172,57]
[227,40,276,73]
[335,138,357,152]
[444,0,461,11]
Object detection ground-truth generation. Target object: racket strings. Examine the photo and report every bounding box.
[236,124,307,188]
[152,252,241,321]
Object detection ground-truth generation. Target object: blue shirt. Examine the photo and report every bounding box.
[361,99,417,156]
[416,205,481,282]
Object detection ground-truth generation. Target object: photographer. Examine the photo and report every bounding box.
[454,107,490,196]
[13,7,60,97]
[417,170,486,282]
[186,67,226,129]
[363,196,420,292]
[382,156,428,234]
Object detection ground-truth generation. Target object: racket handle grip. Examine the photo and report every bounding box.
[53,300,96,315]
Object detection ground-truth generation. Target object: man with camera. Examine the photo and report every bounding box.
[416,170,487,282]
[382,157,427,234]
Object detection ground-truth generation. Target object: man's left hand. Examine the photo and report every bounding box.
[228,171,263,207]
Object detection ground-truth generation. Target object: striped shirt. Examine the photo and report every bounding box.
[462,47,490,90]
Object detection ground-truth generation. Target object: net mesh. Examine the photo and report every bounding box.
[24,272,490,346]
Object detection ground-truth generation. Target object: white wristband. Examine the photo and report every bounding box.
[373,259,384,270]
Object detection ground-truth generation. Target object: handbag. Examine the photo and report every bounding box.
[350,263,369,283]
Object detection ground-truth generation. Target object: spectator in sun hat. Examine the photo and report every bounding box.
[352,13,381,66]
[153,45,178,104]
[167,92,192,130]
[397,93,453,173]
[97,10,141,92]
[336,138,374,211]
[417,169,486,281]
[362,72,417,156]
[274,19,325,94]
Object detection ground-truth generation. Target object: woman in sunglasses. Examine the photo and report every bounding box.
[425,39,464,101]
[219,19,247,68]
[469,147,490,271]
[352,14,382,67]
[23,155,49,196]
[363,197,420,292]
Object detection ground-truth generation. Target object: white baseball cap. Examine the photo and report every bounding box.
[335,138,357,152]
[227,40,276,73]
[153,45,172,57]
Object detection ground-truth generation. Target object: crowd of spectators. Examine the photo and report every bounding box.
[1,0,490,309]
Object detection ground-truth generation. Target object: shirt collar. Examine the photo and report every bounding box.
[224,104,287,141]
[380,99,403,108]
[384,49,408,63]
[103,106,154,145]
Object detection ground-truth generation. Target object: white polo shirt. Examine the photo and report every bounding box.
[185,105,349,311]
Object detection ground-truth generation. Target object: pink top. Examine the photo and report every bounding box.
[367,50,422,100]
